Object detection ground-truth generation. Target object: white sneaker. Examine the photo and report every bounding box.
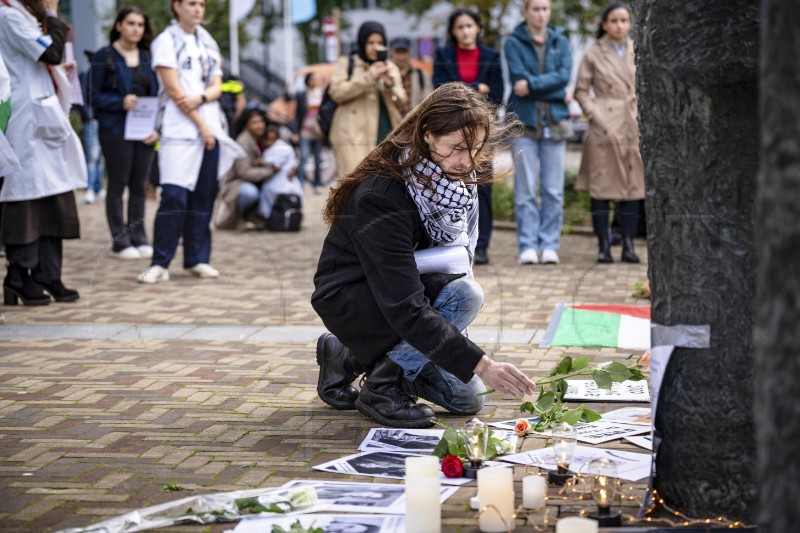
[518,249,539,265]
[83,190,96,204]
[136,245,154,259]
[137,265,169,284]
[97,189,107,201]
[541,249,560,264]
[187,263,219,278]
[113,246,142,260]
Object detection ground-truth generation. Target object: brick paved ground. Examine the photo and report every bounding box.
[0,165,650,532]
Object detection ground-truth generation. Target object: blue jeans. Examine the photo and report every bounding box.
[83,120,105,193]
[387,277,487,415]
[237,182,260,218]
[152,144,219,269]
[512,134,566,252]
[298,137,323,187]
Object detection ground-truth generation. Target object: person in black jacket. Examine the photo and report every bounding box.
[433,8,504,265]
[311,83,535,429]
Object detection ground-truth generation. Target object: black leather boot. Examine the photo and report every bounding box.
[355,357,436,428]
[39,279,80,302]
[316,333,364,410]
[3,266,51,306]
[597,235,614,263]
[621,236,640,263]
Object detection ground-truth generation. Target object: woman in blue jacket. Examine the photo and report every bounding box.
[433,8,503,266]
[91,6,159,260]
[505,0,572,266]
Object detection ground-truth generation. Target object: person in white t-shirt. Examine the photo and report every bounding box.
[258,122,301,219]
[137,0,243,284]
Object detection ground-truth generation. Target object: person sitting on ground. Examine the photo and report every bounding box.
[257,122,301,219]
[311,82,536,429]
[215,108,276,230]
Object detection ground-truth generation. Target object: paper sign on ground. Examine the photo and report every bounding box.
[600,407,651,426]
[489,417,539,431]
[230,514,404,533]
[124,96,159,140]
[279,480,457,514]
[359,428,516,454]
[565,379,650,402]
[313,451,509,486]
[497,445,651,481]
[624,435,653,451]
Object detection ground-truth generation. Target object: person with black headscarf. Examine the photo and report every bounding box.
[328,21,406,178]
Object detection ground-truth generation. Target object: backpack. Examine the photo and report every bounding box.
[317,55,354,139]
[267,194,303,232]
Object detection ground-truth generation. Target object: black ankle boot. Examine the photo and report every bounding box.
[597,235,614,263]
[38,279,80,302]
[621,237,640,263]
[316,333,364,410]
[355,357,436,428]
[3,266,51,306]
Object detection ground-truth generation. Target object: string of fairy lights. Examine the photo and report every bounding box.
[472,468,753,531]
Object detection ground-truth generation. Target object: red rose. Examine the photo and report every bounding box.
[441,455,464,478]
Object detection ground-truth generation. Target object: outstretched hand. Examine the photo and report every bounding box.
[474,356,536,397]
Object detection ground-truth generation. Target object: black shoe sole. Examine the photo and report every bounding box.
[316,333,357,410]
[46,292,80,303]
[354,399,437,429]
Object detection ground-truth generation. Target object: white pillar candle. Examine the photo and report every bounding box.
[405,455,439,478]
[405,476,441,533]
[477,467,515,532]
[555,516,599,533]
[522,475,546,509]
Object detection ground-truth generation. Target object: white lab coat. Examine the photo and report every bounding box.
[0,6,86,202]
[0,50,21,176]
[151,23,243,191]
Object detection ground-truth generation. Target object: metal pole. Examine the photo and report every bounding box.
[283,0,293,88]
[229,0,240,76]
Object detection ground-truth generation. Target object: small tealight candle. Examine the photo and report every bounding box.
[555,516,599,533]
[470,496,480,510]
[522,475,546,509]
[405,455,439,478]
[405,476,441,533]
[477,467,515,532]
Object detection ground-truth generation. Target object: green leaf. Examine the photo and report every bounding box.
[535,391,556,412]
[553,378,568,401]
[592,369,613,390]
[433,437,450,459]
[572,356,590,371]
[550,356,573,376]
[520,401,535,414]
[561,407,584,426]
[627,367,646,381]
[595,361,632,382]
[581,408,602,422]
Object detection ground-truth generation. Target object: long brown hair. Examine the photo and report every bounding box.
[322,82,520,225]
[19,0,48,32]
[109,6,155,49]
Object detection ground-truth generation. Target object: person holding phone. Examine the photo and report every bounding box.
[327,21,406,178]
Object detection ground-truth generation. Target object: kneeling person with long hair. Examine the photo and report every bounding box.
[311,82,536,428]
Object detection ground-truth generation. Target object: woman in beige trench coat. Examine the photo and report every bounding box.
[328,21,406,178]
[574,2,644,264]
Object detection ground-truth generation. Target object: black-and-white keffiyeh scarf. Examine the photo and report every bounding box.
[405,157,479,262]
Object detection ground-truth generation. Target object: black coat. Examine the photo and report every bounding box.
[432,44,504,105]
[311,174,485,383]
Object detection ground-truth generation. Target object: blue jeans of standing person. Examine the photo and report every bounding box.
[298,137,323,187]
[83,120,105,193]
[387,277,487,415]
[152,144,220,269]
[237,182,260,218]
[512,134,566,253]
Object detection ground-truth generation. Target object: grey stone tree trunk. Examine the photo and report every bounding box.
[754,0,800,530]
[634,0,758,521]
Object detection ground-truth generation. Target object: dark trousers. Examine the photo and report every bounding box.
[99,132,155,251]
[591,199,639,239]
[476,183,493,250]
[152,145,219,269]
[5,237,63,283]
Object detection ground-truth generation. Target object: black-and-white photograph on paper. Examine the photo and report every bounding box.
[531,421,649,445]
[313,451,508,485]
[498,445,651,481]
[600,407,652,426]
[232,513,404,533]
[359,428,444,453]
[280,479,458,514]
[624,435,653,450]
[565,379,650,402]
